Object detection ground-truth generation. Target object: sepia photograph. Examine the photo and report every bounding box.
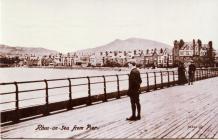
[0,0,218,139]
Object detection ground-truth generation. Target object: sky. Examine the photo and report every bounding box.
[1,0,218,53]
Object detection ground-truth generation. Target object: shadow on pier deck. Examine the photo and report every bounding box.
[1,77,218,139]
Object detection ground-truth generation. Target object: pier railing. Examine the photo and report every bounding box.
[1,68,218,125]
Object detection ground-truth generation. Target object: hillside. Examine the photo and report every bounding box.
[0,44,59,56]
[75,38,172,54]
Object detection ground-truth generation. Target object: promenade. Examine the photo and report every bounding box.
[1,77,218,139]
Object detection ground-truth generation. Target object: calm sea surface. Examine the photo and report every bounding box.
[0,68,129,83]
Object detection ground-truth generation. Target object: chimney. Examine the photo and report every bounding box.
[193,39,195,56]
[208,41,212,48]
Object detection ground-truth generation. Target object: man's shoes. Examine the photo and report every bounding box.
[126,116,137,121]
[136,115,141,120]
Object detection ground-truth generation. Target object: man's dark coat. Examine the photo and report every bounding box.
[189,64,196,74]
[127,68,142,96]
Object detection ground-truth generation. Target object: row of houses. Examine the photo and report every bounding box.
[1,39,217,67]
[1,48,173,67]
[89,48,173,67]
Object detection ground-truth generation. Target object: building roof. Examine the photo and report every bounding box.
[180,42,194,50]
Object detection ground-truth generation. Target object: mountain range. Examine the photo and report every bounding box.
[0,38,172,56]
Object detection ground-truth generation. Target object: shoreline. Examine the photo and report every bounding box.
[0,65,130,71]
[0,65,176,72]
[29,66,130,71]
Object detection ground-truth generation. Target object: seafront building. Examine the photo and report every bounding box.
[173,39,216,67]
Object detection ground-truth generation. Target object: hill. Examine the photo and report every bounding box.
[75,38,172,54]
[0,44,59,56]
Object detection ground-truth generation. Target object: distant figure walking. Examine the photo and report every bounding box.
[188,62,196,85]
[178,62,187,85]
[127,62,142,121]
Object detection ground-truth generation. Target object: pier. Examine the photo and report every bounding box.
[1,68,218,138]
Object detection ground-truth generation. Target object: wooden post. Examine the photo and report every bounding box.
[116,74,120,99]
[87,76,91,105]
[44,79,49,115]
[67,78,72,110]
[103,75,107,102]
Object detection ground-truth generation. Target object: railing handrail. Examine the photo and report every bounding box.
[0,70,177,105]
[0,70,175,85]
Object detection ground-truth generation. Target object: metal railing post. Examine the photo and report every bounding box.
[167,71,170,87]
[67,78,73,110]
[207,69,209,78]
[198,69,200,80]
[127,74,130,94]
[172,71,175,85]
[87,76,91,105]
[116,74,120,99]
[14,82,19,122]
[201,68,204,79]
[146,72,150,92]
[210,69,212,77]
[154,72,157,90]
[44,79,49,115]
[103,75,107,102]
[160,71,163,88]
[199,69,202,80]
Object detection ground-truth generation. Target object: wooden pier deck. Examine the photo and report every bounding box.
[1,77,218,139]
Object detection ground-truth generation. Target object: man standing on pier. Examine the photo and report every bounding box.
[188,61,196,85]
[127,62,142,121]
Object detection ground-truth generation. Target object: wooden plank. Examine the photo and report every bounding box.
[163,95,216,138]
